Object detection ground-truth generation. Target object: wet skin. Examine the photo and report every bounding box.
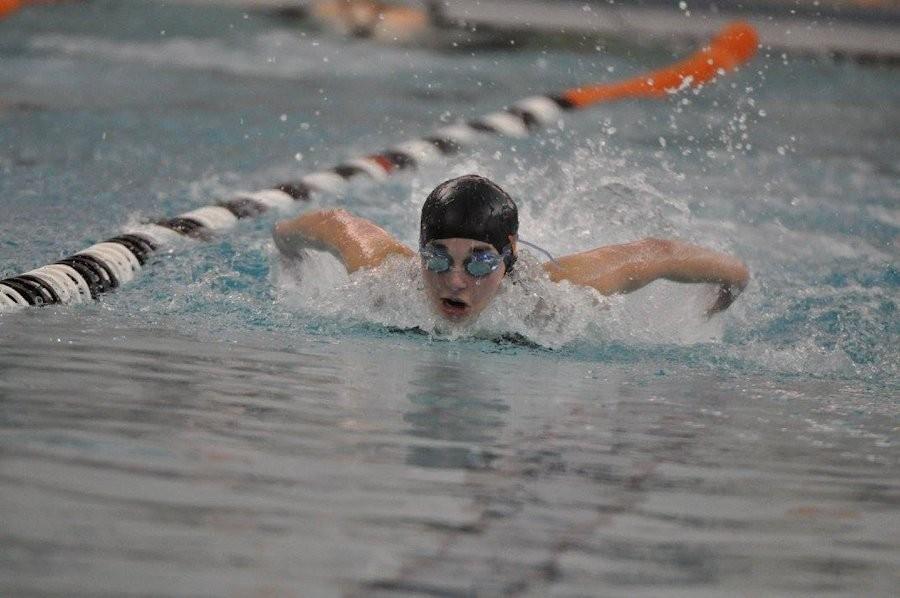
[421,237,513,322]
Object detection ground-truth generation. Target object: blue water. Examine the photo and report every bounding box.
[1,1,898,595]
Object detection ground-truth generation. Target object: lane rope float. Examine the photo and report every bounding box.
[0,22,758,313]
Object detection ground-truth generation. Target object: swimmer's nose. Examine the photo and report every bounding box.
[446,267,468,291]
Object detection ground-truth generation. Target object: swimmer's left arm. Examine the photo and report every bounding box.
[544,238,749,315]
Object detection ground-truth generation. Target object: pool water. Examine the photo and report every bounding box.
[1,1,898,595]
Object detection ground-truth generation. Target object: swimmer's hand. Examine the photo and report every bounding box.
[705,282,745,318]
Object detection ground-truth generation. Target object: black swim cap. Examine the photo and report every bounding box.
[420,174,518,272]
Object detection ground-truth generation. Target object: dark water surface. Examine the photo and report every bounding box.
[2,315,897,596]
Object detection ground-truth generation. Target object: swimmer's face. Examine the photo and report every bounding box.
[421,237,511,322]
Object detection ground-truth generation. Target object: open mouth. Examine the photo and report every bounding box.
[440,297,470,317]
[442,298,468,309]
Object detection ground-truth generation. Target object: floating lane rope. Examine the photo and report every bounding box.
[0,22,758,313]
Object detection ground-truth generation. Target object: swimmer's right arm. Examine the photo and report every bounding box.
[273,209,414,273]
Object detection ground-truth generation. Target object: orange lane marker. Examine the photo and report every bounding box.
[562,22,759,108]
[0,0,22,20]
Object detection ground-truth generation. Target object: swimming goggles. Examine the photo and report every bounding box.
[420,245,510,278]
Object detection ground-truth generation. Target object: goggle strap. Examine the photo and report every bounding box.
[516,237,559,265]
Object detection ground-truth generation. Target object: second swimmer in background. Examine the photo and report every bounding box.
[308,0,441,43]
[273,174,750,324]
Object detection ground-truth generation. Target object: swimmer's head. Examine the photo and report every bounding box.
[419,175,518,322]
[420,174,518,269]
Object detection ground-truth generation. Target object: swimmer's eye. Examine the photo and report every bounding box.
[465,252,502,277]
[422,252,452,274]
[420,248,502,278]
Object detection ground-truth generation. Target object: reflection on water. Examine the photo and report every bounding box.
[405,359,509,470]
[1,317,896,596]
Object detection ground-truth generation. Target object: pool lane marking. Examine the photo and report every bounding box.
[77,243,139,285]
[390,139,444,165]
[107,234,155,265]
[301,171,348,195]
[0,283,28,307]
[25,265,88,305]
[243,189,299,211]
[340,157,392,181]
[0,22,758,312]
[179,206,240,231]
[44,264,93,302]
[3,275,55,305]
[471,111,531,138]
[121,224,185,248]
[434,124,479,146]
[510,96,563,126]
[55,256,113,298]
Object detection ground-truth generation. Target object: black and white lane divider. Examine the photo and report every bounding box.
[0,22,758,313]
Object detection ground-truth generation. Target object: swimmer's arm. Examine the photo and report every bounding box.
[544,238,750,315]
[273,209,414,273]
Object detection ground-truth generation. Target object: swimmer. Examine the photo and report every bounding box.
[273,174,750,322]
[298,1,508,51]
[308,0,436,43]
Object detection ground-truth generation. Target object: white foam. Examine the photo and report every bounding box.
[867,205,900,228]
[275,249,723,349]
